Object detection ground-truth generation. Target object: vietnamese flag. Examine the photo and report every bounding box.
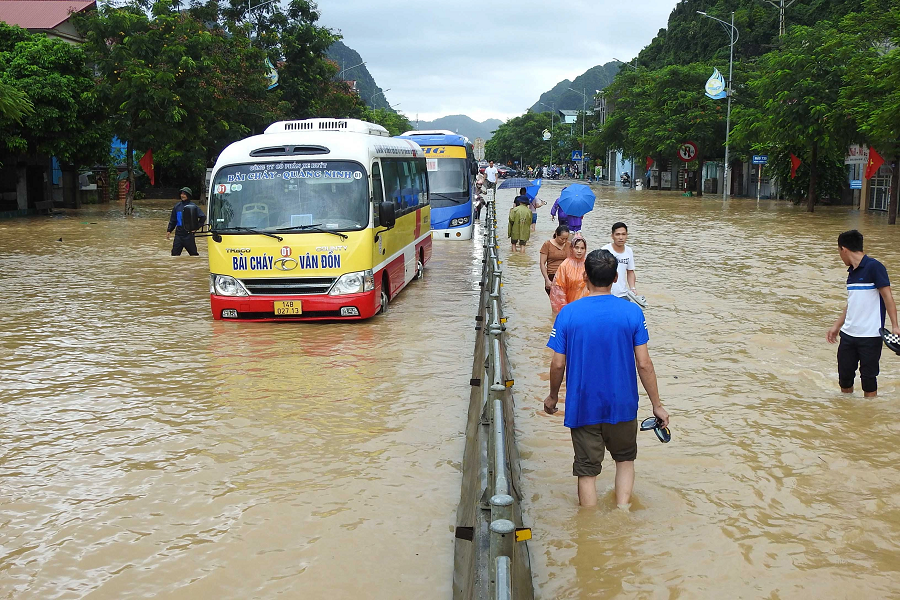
[139,148,155,185]
[865,147,884,179]
[645,157,654,171]
[790,153,802,179]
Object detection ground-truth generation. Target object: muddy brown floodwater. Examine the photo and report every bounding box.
[0,200,481,598]
[3,189,900,598]
[499,182,900,599]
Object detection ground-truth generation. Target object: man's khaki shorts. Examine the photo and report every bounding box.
[570,420,638,476]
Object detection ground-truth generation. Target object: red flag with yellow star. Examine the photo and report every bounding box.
[790,153,802,179]
[139,149,155,185]
[864,147,884,180]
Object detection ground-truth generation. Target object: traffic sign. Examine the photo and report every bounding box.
[752,155,768,165]
[473,137,485,161]
[850,179,862,189]
[571,150,583,161]
[678,142,698,162]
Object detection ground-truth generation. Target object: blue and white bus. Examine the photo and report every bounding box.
[397,130,476,240]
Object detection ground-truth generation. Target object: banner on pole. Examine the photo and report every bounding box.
[705,68,726,100]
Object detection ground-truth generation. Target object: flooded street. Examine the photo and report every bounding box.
[3,188,900,598]
[500,183,900,598]
[0,200,478,598]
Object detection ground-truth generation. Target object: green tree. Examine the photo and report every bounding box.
[0,23,108,162]
[362,108,411,136]
[594,64,728,195]
[0,82,32,125]
[842,0,900,222]
[733,22,857,211]
[485,112,553,167]
[76,0,281,213]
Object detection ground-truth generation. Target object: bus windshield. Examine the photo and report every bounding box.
[209,161,369,231]
[426,157,468,204]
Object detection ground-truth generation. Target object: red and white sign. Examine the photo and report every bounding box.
[678,142,698,162]
[280,246,291,257]
[216,183,228,194]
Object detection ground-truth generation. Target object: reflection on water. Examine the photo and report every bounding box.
[0,201,478,598]
[498,185,900,599]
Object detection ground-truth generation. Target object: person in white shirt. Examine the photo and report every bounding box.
[601,222,636,298]
[484,160,499,190]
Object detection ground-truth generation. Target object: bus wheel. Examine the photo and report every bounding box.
[379,277,389,314]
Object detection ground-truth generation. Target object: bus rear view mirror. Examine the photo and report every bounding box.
[379,201,396,229]
[183,203,202,231]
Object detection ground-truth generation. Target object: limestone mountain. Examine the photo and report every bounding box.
[529,62,621,113]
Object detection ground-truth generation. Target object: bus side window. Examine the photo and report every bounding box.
[381,159,403,215]
[410,158,428,206]
[372,161,384,227]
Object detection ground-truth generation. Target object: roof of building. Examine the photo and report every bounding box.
[0,0,95,30]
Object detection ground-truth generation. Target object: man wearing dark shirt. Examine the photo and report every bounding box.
[166,187,206,256]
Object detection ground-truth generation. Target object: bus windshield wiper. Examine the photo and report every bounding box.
[275,224,349,240]
[213,226,284,241]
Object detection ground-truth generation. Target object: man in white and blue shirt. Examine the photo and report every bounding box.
[827,230,900,397]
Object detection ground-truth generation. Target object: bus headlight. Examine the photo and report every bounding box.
[329,269,375,295]
[211,274,249,297]
[450,216,470,227]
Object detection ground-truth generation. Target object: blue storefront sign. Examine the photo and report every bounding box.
[751,155,768,165]
[850,179,862,189]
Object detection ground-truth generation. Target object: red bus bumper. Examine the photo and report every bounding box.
[210,289,380,321]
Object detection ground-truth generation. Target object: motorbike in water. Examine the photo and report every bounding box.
[620,174,632,187]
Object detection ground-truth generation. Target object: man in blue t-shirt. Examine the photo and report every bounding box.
[545,249,668,508]
[826,229,900,397]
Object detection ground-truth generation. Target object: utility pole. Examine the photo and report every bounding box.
[698,10,739,201]
[762,0,798,36]
[539,102,555,166]
[568,87,588,180]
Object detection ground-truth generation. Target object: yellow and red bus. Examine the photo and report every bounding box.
[205,118,432,321]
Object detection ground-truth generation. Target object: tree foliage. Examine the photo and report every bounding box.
[593,63,729,195]
[732,22,857,211]
[0,23,108,162]
[484,112,554,167]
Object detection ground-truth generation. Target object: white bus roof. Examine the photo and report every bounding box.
[213,119,423,170]
[265,118,390,137]
[401,129,457,136]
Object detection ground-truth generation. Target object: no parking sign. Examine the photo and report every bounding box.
[678,142,698,162]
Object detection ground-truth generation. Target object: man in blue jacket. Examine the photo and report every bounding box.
[545,249,668,508]
[166,187,206,256]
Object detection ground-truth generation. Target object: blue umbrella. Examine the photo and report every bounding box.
[497,177,534,190]
[557,184,595,217]
[525,178,542,200]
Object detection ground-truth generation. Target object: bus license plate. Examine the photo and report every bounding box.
[274,300,302,315]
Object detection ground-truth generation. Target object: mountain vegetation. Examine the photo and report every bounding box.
[413,115,503,141]
[326,41,395,112]
[529,62,621,113]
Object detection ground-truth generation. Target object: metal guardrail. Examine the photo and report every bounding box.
[453,191,534,599]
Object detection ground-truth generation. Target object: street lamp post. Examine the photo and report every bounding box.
[246,0,279,45]
[538,102,555,167]
[339,60,365,80]
[697,10,739,201]
[568,87,587,180]
[370,88,391,109]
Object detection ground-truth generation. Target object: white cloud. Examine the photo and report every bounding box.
[316,0,675,122]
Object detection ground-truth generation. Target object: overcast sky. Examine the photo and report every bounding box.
[316,0,676,123]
